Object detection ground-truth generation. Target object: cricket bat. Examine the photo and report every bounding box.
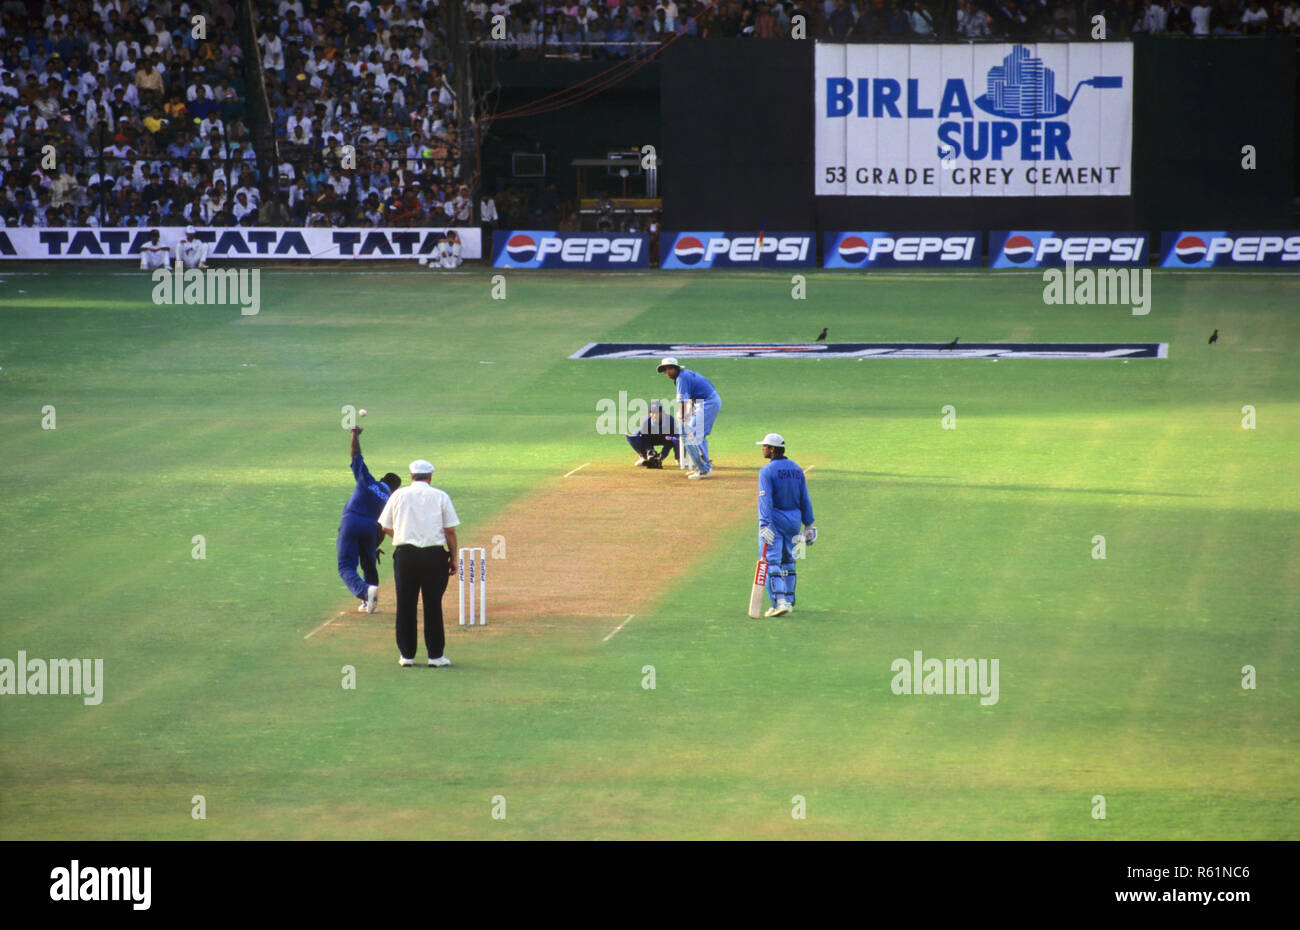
[748,545,769,618]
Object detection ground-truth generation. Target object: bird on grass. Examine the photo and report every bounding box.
[1209,329,1219,345]
[941,337,959,351]
[816,327,827,342]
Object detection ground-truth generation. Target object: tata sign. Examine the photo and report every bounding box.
[492,231,648,268]
[989,231,1147,268]
[661,232,814,269]
[816,43,1133,197]
[1159,232,1300,268]
[0,227,483,260]
[824,232,980,268]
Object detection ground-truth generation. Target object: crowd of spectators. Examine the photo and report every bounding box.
[1,0,1296,229]
[1,0,475,229]
[478,0,1300,45]
[950,0,1300,37]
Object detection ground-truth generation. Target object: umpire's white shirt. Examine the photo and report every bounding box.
[378,482,459,547]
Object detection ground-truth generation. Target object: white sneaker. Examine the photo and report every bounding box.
[357,600,369,612]
[398,657,415,667]
[766,601,791,617]
[365,585,378,613]
[684,469,699,478]
[633,456,646,466]
[428,656,452,668]
[688,470,712,480]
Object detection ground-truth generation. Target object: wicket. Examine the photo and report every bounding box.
[458,546,487,626]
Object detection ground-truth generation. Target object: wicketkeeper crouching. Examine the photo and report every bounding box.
[756,432,815,617]
[627,400,680,468]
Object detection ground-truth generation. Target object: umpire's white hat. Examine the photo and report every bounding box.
[756,433,786,448]
[656,357,680,372]
[409,459,435,475]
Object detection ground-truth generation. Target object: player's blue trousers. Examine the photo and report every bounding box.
[685,394,721,472]
[338,513,380,600]
[759,529,798,608]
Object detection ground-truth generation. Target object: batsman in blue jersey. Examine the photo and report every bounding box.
[658,356,721,479]
[339,426,402,613]
[756,432,816,617]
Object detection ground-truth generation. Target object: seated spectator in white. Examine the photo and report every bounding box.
[177,225,208,268]
[113,81,140,110]
[329,168,351,201]
[230,190,256,221]
[1240,0,1268,32]
[447,184,472,224]
[201,181,227,218]
[1188,0,1211,32]
[1144,1,1175,33]
[437,229,462,268]
[199,114,225,142]
[139,229,169,269]
[656,1,679,30]
[1285,0,1300,30]
[910,0,936,34]
[957,0,992,35]
[361,192,384,226]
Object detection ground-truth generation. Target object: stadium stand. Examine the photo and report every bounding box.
[1,0,1294,230]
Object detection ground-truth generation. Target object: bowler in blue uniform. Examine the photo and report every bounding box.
[658,356,721,479]
[339,426,401,612]
[756,432,816,617]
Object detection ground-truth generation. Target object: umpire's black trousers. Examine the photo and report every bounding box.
[393,544,451,660]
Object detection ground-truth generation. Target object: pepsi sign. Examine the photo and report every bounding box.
[492,231,648,268]
[823,232,980,268]
[990,231,1147,268]
[1159,232,1300,268]
[661,233,814,269]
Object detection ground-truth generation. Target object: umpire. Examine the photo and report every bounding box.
[377,459,461,668]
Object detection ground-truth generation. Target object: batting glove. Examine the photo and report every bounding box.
[759,526,776,545]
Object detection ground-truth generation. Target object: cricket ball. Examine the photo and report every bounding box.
[359,409,367,417]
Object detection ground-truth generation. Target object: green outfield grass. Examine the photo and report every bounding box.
[0,265,1296,839]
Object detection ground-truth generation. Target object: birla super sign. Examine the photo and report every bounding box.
[816,43,1133,197]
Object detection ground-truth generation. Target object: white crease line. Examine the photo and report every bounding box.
[304,612,346,639]
[603,613,636,642]
[563,462,590,477]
